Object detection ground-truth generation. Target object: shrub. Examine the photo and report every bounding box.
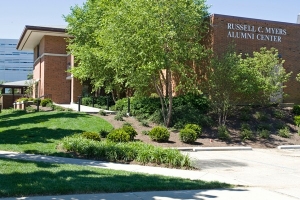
[258,129,270,139]
[253,111,268,121]
[292,105,300,115]
[99,110,106,116]
[81,132,101,141]
[184,124,202,137]
[123,122,132,127]
[142,130,149,135]
[61,135,193,168]
[278,127,290,138]
[148,126,170,142]
[273,109,285,119]
[99,129,110,138]
[140,120,149,127]
[16,97,28,102]
[240,111,251,121]
[294,115,300,127]
[274,121,286,130]
[240,123,254,141]
[33,98,41,104]
[107,129,130,142]
[122,125,137,141]
[257,123,272,131]
[240,129,254,141]
[114,112,124,121]
[217,125,230,140]
[179,128,197,144]
[40,98,52,107]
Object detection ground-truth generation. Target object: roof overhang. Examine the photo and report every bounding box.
[0,80,30,88]
[17,25,70,51]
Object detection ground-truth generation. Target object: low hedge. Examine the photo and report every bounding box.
[61,135,192,168]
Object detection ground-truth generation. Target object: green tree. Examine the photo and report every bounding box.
[65,0,210,127]
[208,47,291,126]
[208,48,242,126]
[240,47,291,104]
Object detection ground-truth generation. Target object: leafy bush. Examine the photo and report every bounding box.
[81,96,93,106]
[99,129,110,138]
[240,129,254,141]
[107,129,130,142]
[257,123,272,131]
[148,126,170,142]
[240,123,254,141]
[217,125,230,140]
[81,96,114,108]
[142,130,149,135]
[61,136,192,168]
[240,111,250,121]
[278,127,290,138]
[258,129,270,139]
[33,98,41,104]
[292,105,300,115]
[179,128,197,144]
[171,106,212,128]
[122,125,137,141]
[99,110,106,116]
[81,132,101,141]
[114,94,211,127]
[140,120,149,127]
[148,110,164,124]
[16,97,29,102]
[184,124,202,137]
[40,98,52,107]
[273,109,285,119]
[274,121,286,130]
[114,112,124,121]
[294,115,300,127]
[123,122,132,127]
[253,111,268,121]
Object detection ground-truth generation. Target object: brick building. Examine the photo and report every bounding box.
[210,14,300,103]
[15,14,300,104]
[17,26,82,104]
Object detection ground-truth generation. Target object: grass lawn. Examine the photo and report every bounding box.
[0,109,233,197]
[0,109,113,156]
[0,157,231,197]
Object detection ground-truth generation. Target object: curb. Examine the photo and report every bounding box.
[176,146,252,151]
[277,145,300,149]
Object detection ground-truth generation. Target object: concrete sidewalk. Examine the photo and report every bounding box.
[0,188,294,200]
[57,103,115,114]
[0,150,298,200]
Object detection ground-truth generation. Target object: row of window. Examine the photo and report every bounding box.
[0,43,17,46]
[0,69,31,71]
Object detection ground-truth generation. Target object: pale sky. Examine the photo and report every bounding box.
[0,0,299,39]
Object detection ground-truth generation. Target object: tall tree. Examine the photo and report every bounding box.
[66,0,210,127]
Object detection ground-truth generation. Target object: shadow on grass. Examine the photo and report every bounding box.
[0,111,90,128]
[0,158,232,198]
[0,127,82,145]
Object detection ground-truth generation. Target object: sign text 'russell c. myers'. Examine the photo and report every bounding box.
[227,23,287,42]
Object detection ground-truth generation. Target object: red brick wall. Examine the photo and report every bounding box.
[211,14,300,103]
[43,55,70,103]
[32,35,72,103]
[44,36,67,54]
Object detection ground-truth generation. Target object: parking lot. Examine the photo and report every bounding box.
[187,148,300,199]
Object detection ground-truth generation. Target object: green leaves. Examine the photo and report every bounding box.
[65,0,210,127]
